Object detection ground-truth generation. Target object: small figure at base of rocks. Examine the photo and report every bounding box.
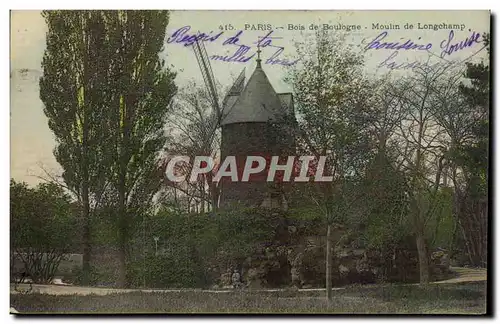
[231,269,243,289]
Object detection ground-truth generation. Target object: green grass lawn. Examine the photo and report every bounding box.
[10,281,487,315]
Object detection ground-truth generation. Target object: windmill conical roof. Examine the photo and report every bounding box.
[221,65,287,125]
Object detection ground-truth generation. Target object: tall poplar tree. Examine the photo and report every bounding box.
[40,10,177,287]
[102,10,177,287]
[40,10,112,284]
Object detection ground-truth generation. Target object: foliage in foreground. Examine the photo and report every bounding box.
[10,180,78,283]
[126,207,283,288]
[10,282,486,314]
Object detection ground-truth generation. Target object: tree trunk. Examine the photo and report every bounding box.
[81,188,91,286]
[117,203,128,287]
[117,232,128,288]
[326,223,332,301]
[415,232,430,284]
[116,122,129,288]
[200,185,205,213]
[117,167,128,288]
[80,18,92,287]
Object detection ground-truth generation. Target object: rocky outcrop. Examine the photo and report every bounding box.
[213,214,453,288]
[241,245,291,289]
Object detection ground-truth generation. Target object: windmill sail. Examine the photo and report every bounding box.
[193,39,221,117]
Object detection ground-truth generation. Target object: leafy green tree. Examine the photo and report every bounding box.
[40,10,114,284]
[10,180,77,283]
[287,30,374,300]
[426,33,489,267]
[361,154,410,251]
[357,76,411,257]
[390,64,458,284]
[40,10,177,287]
[452,32,489,266]
[101,10,177,287]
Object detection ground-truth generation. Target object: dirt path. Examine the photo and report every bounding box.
[433,267,487,284]
[10,267,486,296]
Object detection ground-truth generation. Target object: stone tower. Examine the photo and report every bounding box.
[219,53,295,209]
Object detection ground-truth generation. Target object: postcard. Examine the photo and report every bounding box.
[10,10,489,315]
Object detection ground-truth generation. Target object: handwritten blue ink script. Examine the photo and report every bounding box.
[167,26,299,67]
[365,30,483,71]
[166,26,224,46]
[364,31,432,51]
[439,30,481,58]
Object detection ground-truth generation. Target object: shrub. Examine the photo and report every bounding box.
[10,180,78,284]
[126,207,284,288]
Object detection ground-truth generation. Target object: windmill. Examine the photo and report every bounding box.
[192,39,245,126]
[191,39,246,211]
